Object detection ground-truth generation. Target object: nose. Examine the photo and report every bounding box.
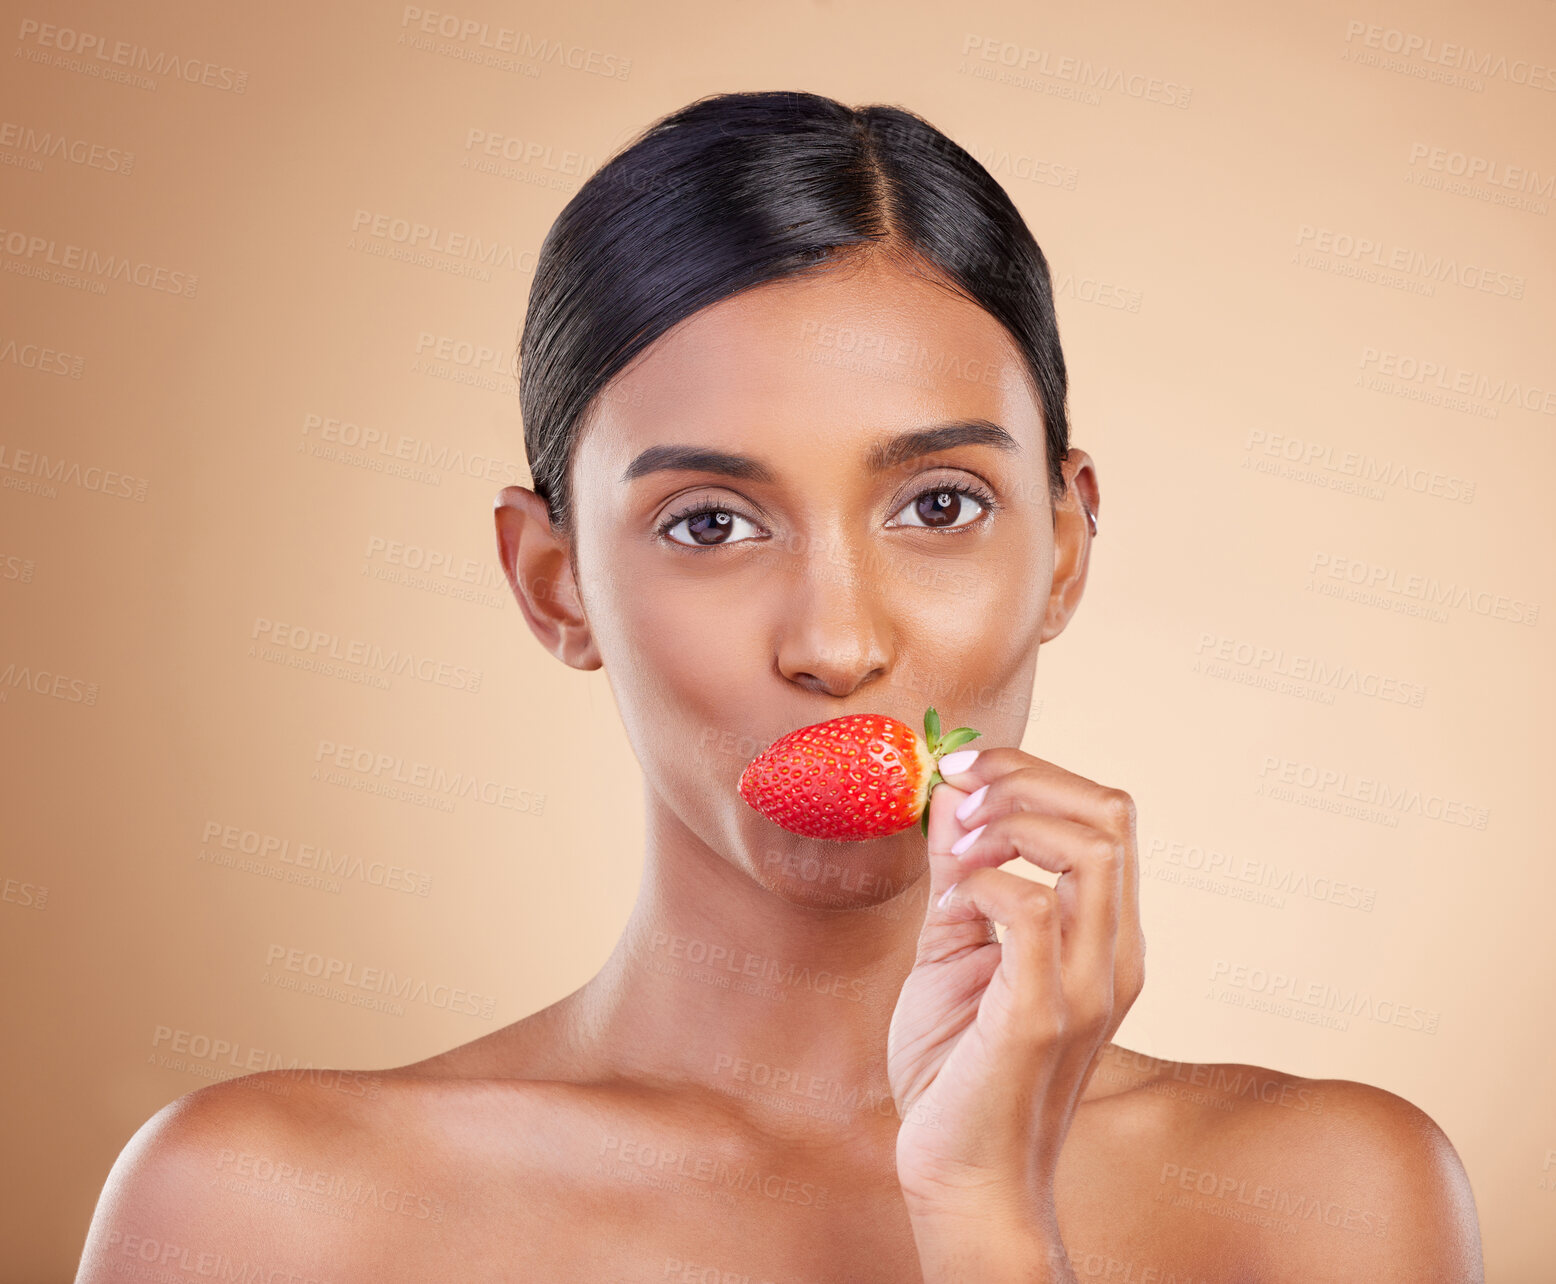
[773,554,892,698]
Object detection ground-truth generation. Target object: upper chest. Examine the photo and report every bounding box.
[324,1079,1253,1283]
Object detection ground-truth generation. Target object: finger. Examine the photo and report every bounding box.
[951,811,1123,1002]
[943,754,1138,1001]
[938,870,1063,1032]
[941,749,1132,838]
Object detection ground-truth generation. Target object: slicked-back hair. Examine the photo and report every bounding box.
[517,90,1071,538]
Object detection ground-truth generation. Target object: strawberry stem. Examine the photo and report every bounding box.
[918,706,982,836]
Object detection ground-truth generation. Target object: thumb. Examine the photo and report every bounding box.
[924,766,975,907]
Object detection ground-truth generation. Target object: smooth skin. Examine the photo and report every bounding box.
[74,248,1483,1282]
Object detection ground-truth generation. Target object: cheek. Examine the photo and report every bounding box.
[592,566,772,777]
[889,572,1045,737]
[893,547,1046,647]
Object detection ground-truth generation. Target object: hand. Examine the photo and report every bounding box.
[887,745,1146,1225]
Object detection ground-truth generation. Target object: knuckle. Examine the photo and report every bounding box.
[1089,834,1125,871]
[1101,788,1137,832]
[1018,882,1059,923]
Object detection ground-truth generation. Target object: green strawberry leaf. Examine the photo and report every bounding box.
[937,727,981,754]
[924,706,942,746]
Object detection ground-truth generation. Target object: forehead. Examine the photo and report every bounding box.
[577,253,1045,470]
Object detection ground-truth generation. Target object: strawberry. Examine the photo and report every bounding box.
[738,706,982,841]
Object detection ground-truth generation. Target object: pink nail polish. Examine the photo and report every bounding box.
[955,784,988,823]
[950,824,985,857]
[938,748,980,777]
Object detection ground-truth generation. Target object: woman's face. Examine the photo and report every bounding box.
[517,250,1095,909]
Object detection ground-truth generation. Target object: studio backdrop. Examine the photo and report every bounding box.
[1,1,1551,1280]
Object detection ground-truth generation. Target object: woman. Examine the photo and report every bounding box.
[75,91,1483,1282]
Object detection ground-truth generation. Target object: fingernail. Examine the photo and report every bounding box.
[936,882,959,910]
[938,748,980,777]
[955,784,988,823]
[950,824,985,857]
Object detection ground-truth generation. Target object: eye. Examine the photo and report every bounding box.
[656,502,763,548]
[888,481,997,532]
[654,478,999,551]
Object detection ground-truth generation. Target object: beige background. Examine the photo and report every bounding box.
[2,0,1552,1279]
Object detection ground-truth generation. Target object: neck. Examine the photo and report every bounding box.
[554,793,934,1139]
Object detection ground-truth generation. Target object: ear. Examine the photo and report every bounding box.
[1039,448,1098,643]
[493,485,602,671]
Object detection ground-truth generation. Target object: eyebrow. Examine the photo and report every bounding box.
[619,418,1020,485]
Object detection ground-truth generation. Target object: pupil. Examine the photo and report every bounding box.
[689,510,732,544]
[917,490,958,527]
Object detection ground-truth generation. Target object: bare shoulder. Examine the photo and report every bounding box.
[1104,1047,1484,1284]
[72,1068,422,1283]
[73,1011,589,1283]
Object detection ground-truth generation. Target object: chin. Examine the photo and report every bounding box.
[747,827,927,916]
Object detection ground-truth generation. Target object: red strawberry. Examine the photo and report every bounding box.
[738,706,982,841]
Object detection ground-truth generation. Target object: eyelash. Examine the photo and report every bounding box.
[654,479,1001,547]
